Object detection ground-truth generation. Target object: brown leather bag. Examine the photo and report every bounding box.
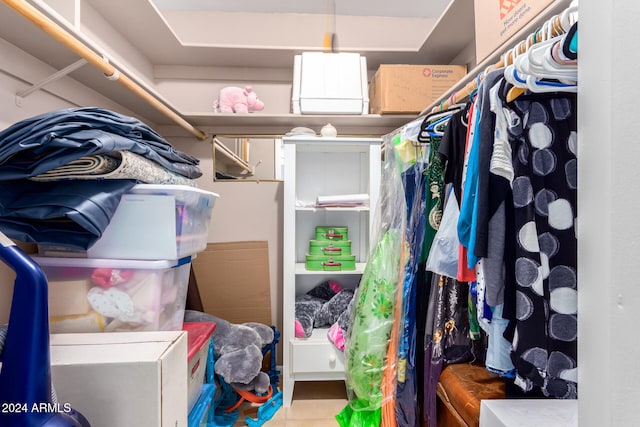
[436,363,506,427]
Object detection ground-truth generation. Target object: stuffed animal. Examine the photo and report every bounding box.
[328,288,357,351]
[294,280,355,341]
[183,310,273,394]
[214,86,265,113]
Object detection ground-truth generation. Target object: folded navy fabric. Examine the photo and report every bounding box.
[0,179,137,249]
[0,107,202,179]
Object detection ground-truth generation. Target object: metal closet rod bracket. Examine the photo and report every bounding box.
[15,58,88,107]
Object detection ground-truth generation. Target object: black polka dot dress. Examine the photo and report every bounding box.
[505,92,578,399]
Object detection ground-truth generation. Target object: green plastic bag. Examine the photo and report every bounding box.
[336,399,382,427]
[344,230,403,410]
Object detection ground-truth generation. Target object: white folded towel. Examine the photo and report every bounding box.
[316,193,369,207]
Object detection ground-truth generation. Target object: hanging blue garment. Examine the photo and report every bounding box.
[0,179,137,249]
[0,107,202,179]
[395,158,429,427]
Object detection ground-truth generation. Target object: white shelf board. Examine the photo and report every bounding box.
[296,206,370,212]
[295,263,366,275]
[183,113,416,136]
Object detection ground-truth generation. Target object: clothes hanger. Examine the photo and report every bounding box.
[524,41,577,81]
[402,102,464,142]
[525,75,577,93]
[506,7,579,102]
[416,106,462,144]
[552,38,577,65]
[562,22,578,60]
[524,17,577,85]
[560,2,579,31]
[541,44,577,80]
[426,115,451,135]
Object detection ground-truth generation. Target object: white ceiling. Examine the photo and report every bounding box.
[151,0,451,18]
[59,0,455,70]
[0,0,458,72]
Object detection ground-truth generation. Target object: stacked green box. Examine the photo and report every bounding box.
[308,240,352,256]
[314,226,348,241]
[305,226,356,271]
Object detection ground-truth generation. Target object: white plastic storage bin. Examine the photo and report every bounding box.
[39,184,219,260]
[33,256,192,333]
[291,52,369,115]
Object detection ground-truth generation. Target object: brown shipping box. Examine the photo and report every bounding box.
[192,241,272,326]
[474,0,555,63]
[369,64,467,114]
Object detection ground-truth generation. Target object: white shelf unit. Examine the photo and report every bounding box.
[282,136,381,408]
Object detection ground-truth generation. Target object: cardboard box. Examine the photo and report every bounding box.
[191,241,272,325]
[50,331,188,427]
[474,0,555,63]
[368,64,467,114]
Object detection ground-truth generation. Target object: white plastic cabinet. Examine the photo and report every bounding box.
[282,136,381,407]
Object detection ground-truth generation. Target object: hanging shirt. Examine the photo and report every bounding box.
[481,79,515,309]
[438,105,470,206]
[454,99,478,283]
[457,97,482,271]
[471,69,504,262]
[503,89,578,399]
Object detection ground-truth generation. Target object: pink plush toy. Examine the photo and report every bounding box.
[215,86,265,113]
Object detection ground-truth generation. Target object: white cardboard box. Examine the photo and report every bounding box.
[50,331,188,427]
[480,399,578,427]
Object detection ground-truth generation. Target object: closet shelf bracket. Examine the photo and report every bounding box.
[15,58,88,107]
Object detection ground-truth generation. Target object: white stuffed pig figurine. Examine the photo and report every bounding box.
[215,86,265,113]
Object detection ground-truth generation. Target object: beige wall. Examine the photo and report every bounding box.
[171,137,284,329]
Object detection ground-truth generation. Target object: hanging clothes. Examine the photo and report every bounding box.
[392,109,453,427]
[394,154,425,427]
[423,274,472,427]
[445,99,477,283]
[501,87,578,399]
[394,136,429,427]
[339,137,408,427]
[414,121,447,426]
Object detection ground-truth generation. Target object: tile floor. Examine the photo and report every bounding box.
[233,381,348,426]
